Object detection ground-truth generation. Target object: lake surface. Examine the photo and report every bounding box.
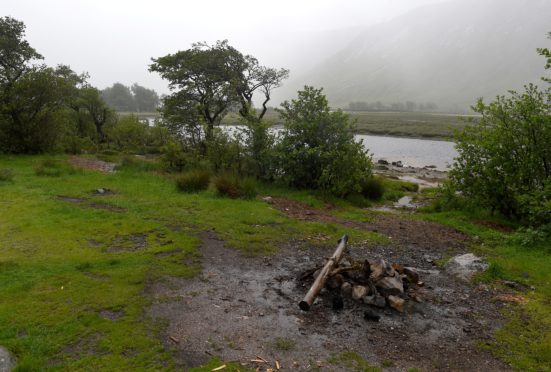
[149,121,458,171]
[356,134,457,170]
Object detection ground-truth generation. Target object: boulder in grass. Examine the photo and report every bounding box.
[0,346,15,372]
[445,253,488,282]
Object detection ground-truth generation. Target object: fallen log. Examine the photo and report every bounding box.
[299,235,348,311]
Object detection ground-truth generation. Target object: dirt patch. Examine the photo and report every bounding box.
[98,309,124,321]
[62,332,105,359]
[89,203,126,213]
[69,156,116,173]
[57,196,87,204]
[107,234,147,252]
[148,229,510,371]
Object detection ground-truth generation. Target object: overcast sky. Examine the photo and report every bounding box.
[2,0,448,94]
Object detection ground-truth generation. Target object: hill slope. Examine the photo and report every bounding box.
[275,0,551,112]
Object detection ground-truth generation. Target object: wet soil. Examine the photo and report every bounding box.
[147,202,511,371]
[69,156,116,173]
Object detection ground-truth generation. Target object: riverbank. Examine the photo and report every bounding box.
[219,110,473,140]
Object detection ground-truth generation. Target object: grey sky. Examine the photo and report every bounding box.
[2,0,447,94]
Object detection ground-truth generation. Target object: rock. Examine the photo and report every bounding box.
[96,188,106,194]
[0,346,15,372]
[387,295,405,312]
[377,159,389,165]
[369,259,392,282]
[375,274,404,296]
[340,282,352,297]
[364,309,380,322]
[261,196,273,204]
[327,274,344,289]
[403,267,420,283]
[352,285,368,301]
[364,294,386,308]
[445,253,489,282]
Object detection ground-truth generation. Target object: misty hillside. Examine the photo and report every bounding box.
[275,0,551,112]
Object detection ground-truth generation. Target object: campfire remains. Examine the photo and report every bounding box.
[299,235,423,316]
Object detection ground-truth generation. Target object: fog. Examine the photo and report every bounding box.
[2,0,446,91]
[3,0,550,111]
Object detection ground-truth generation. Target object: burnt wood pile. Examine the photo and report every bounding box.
[299,235,423,318]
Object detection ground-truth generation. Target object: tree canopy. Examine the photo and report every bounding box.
[149,40,288,142]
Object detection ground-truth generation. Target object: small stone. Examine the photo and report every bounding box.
[352,285,368,301]
[262,196,273,204]
[375,275,404,296]
[387,295,405,313]
[403,267,420,283]
[0,346,15,372]
[377,159,389,165]
[364,295,386,308]
[364,309,380,322]
[340,282,353,297]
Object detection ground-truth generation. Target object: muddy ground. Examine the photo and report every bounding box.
[147,199,513,372]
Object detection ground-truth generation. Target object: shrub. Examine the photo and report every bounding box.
[34,159,76,177]
[117,156,162,172]
[0,168,14,183]
[449,84,550,227]
[361,177,385,200]
[175,170,211,193]
[214,173,257,199]
[276,86,373,196]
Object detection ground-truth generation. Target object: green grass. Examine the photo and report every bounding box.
[327,352,381,372]
[0,155,387,370]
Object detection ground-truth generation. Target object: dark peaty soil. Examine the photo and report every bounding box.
[147,200,511,371]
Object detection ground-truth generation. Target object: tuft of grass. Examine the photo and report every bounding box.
[273,337,295,351]
[117,156,161,172]
[34,159,77,177]
[214,173,257,199]
[327,352,381,372]
[0,168,14,183]
[175,170,211,193]
[361,177,385,200]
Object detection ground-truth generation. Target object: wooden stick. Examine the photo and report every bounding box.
[299,235,348,311]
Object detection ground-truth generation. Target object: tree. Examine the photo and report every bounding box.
[0,17,42,88]
[81,87,112,142]
[276,86,372,196]
[131,83,159,112]
[149,40,288,144]
[102,82,135,111]
[449,33,551,228]
[537,32,551,83]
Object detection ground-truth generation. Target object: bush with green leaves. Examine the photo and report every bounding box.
[275,86,372,196]
[175,169,211,193]
[449,84,550,228]
[361,177,385,200]
[214,173,257,199]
